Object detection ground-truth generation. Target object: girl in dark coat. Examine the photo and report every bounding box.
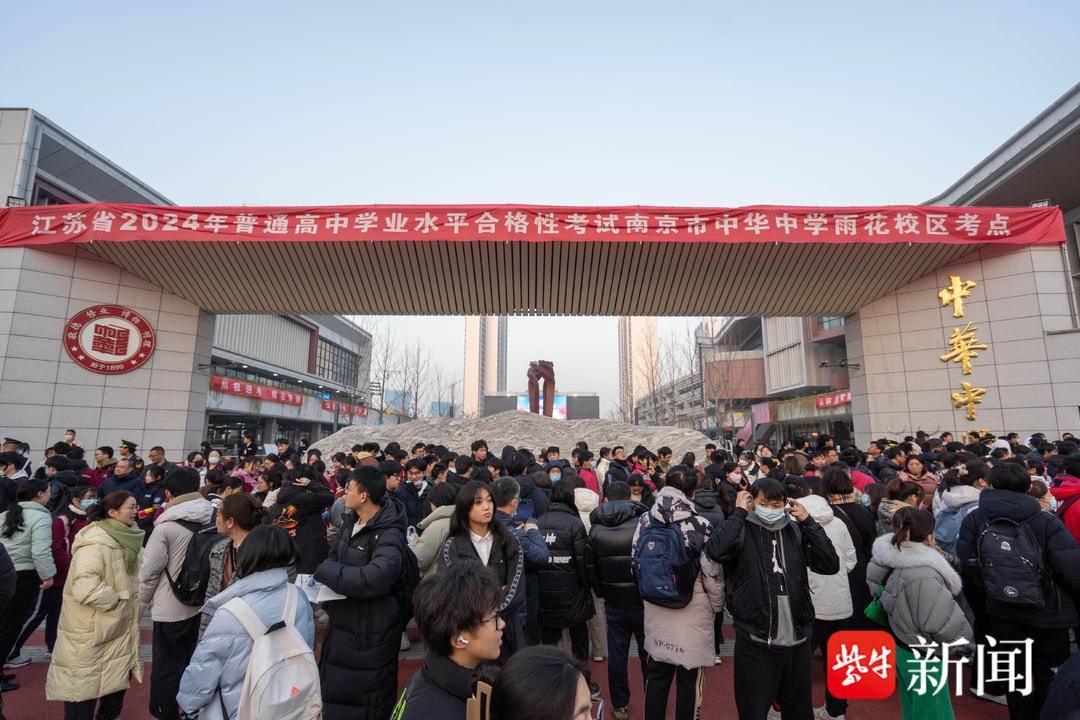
[822,465,877,630]
[272,464,333,574]
[536,479,594,661]
[438,481,527,659]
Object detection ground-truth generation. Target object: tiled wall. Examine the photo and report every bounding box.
[846,244,1080,446]
[0,245,213,459]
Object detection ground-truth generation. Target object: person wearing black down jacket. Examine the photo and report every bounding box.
[314,466,406,720]
[536,479,595,664]
[272,463,334,574]
[585,480,649,719]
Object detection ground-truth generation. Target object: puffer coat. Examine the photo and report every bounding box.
[866,534,971,648]
[585,499,648,611]
[800,495,857,620]
[178,568,315,719]
[536,503,594,629]
[45,523,143,702]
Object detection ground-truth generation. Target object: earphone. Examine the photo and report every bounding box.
[456,635,470,646]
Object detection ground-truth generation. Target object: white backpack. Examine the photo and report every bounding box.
[216,584,322,720]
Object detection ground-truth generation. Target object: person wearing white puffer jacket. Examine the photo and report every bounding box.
[797,490,857,720]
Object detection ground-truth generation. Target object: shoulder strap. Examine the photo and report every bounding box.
[1056,492,1080,519]
[282,583,298,625]
[222,596,268,639]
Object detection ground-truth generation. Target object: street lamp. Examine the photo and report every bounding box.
[448,378,463,418]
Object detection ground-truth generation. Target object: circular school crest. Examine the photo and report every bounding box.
[63,304,156,374]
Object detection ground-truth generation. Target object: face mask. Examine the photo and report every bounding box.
[208,456,221,465]
[550,472,562,483]
[739,459,750,468]
[1047,496,1058,513]
[861,493,871,507]
[79,498,98,511]
[728,472,743,485]
[194,460,204,468]
[755,506,786,525]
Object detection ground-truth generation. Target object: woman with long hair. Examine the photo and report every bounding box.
[492,646,596,720]
[0,479,57,673]
[272,463,333,574]
[46,491,144,720]
[876,478,924,536]
[438,480,526,658]
[200,493,272,634]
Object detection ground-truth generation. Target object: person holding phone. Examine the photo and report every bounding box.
[705,478,840,720]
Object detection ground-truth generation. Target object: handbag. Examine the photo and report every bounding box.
[863,569,893,626]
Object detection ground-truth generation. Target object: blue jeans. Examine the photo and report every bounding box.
[605,603,648,710]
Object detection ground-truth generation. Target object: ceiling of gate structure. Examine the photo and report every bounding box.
[0,203,1065,316]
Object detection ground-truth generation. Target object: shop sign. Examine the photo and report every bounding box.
[815,390,852,409]
[64,304,156,375]
[211,375,303,406]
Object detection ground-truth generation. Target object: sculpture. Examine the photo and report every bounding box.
[527,360,556,417]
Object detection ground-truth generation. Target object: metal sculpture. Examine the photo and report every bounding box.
[527,360,556,417]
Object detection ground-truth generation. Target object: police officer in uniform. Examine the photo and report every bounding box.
[118,439,144,476]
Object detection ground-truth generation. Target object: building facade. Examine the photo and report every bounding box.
[618,316,658,421]
[463,315,507,417]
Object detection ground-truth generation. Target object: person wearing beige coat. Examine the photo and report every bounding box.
[46,491,145,720]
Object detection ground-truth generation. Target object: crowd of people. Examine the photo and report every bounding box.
[0,428,1078,720]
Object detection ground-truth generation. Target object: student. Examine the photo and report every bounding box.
[705,477,840,720]
[868,507,971,720]
[138,468,216,720]
[178,525,315,720]
[315,466,407,720]
[876,478,923,536]
[634,466,724,720]
[200,493,270,634]
[957,461,1080,719]
[392,564,505,720]
[272,464,333,574]
[491,646,597,720]
[410,482,459,579]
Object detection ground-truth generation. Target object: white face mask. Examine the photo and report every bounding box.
[755,506,786,525]
[208,455,221,465]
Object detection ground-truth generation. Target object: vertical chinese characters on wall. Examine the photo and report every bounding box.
[938,275,989,421]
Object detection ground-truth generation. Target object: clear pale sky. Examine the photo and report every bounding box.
[3,2,1076,412]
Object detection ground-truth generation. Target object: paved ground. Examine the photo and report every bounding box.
[6,623,1011,719]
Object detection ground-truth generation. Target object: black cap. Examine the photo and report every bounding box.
[120,439,138,451]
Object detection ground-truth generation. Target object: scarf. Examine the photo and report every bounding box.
[99,519,144,574]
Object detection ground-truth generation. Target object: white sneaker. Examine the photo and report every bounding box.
[592,655,604,662]
[400,631,411,652]
[3,656,29,669]
[814,706,844,720]
[714,655,723,665]
[766,709,782,720]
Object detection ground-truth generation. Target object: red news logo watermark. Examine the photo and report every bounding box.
[828,631,1034,700]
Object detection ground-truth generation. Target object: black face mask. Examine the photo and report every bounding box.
[193,460,205,468]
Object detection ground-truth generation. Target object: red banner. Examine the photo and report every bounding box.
[815,390,852,409]
[211,375,303,406]
[320,400,370,418]
[0,203,1064,247]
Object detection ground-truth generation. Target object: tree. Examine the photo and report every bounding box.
[401,337,435,420]
[368,321,403,422]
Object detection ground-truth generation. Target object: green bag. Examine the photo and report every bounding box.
[863,570,892,626]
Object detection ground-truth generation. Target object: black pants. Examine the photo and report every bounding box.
[606,604,648,710]
[714,610,726,652]
[0,585,13,719]
[0,571,41,665]
[526,574,541,645]
[810,617,849,718]
[643,659,702,720]
[64,690,126,720]
[987,617,1070,720]
[541,623,589,662]
[150,616,201,720]
[733,631,812,720]
[11,584,61,655]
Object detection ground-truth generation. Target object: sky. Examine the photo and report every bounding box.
[3,2,1077,412]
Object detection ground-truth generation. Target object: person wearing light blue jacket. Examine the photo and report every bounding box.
[178,525,314,720]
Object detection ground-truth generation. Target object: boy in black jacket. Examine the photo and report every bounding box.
[393,564,504,720]
[705,478,839,720]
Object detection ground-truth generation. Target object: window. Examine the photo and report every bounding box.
[315,338,359,388]
[817,316,845,331]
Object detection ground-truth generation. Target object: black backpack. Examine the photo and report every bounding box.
[976,517,1048,606]
[392,536,421,623]
[165,519,225,606]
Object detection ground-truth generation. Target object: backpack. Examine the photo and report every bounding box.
[392,536,422,624]
[217,585,321,720]
[165,519,225,606]
[976,517,1048,606]
[934,501,978,556]
[632,519,699,609]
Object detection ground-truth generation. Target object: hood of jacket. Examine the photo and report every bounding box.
[648,486,695,525]
[155,493,215,526]
[871,534,961,595]
[418,503,454,531]
[96,457,118,470]
[977,487,1042,523]
[201,567,288,614]
[50,469,80,487]
[799,494,834,525]
[941,484,982,509]
[691,487,722,512]
[70,521,122,556]
[574,488,599,514]
[590,499,646,528]
[355,494,407,534]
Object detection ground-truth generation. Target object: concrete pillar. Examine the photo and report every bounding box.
[0,245,213,460]
[847,244,1080,446]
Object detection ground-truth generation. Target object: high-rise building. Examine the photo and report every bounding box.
[463,316,508,417]
[617,316,658,421]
